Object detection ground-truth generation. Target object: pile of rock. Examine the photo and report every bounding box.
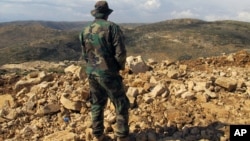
[0,51,250,141]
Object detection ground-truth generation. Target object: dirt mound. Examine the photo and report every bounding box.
[181,50,250,71]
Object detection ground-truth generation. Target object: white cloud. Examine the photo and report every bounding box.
[171,10,199,19]
[237,11,250,22]
[203,11,250,22]
[112,0,161,10]
[142,0,161,10]
[1,0,250,23]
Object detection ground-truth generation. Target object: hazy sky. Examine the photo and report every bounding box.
[1,0,250,23]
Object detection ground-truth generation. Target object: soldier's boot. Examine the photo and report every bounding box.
[117,136,135,141]
[93,134,105,141]
[85,128,106,141]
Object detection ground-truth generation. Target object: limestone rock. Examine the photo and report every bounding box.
[0,94,15,109]
[126,87,139,97]
[167,70,178,79]
[64,64,85,79]
[36,103,60,116]
[43,130,78,141]
[215,77,237,92]
[14,71,52,91]
[149,83,168,97]
[60,94,82,111]
[181,91,195,100]
[126,56,149,74]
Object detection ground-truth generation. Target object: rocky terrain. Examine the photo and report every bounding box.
[0,50,250,141]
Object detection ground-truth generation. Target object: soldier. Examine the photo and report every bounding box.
[79,1,132,141]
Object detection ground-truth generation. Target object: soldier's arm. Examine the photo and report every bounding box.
[111,25,127,70]
[79,32,88,62]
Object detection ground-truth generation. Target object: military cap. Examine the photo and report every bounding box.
[91,1,113,18]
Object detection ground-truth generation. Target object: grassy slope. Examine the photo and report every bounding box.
[124,19,250,61]
[0,22,82,65]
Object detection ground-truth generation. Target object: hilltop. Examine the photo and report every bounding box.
[0,18,250,66]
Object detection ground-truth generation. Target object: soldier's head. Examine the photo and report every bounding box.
[91,1,113,19]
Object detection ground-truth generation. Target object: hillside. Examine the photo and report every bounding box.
[0,50,250,140]
[0,21,90,31]
[0,22,81,65]
[124,19,250,61]
[0,19,250,66]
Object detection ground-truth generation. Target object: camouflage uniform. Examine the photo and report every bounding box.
[79,1,130,138]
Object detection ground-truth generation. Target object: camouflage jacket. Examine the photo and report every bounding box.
[79,19,126,76]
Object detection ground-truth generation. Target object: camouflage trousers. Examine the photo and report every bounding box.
[88,74,130,137]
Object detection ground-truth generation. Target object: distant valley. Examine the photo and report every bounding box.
[0,19,249,66]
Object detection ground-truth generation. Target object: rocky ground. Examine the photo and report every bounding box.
[0,50,250,141]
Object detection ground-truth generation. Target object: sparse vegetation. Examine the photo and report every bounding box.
[124,19,250,61]
[0,18,250,65]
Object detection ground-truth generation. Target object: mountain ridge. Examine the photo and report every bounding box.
[0,18,249,66]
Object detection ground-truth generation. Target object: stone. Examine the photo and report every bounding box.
[193,82,207,92]
[143,95,154,104]
[167,70,178,79]
[104,110,116,124]
[126,56,149,74]
[149,84,167,97]
[60,94,82,111]
[149,76,158,84]
[187,81,195,91]
[147,58,158,65]
[226,54,234,62]
[14,71,52,91]
[127,96,136,108]
[181,91,195,100]
[126,87,139,97]
[175,89,187,97]
[205,89,217,98]
[64,64,85,79]
[5,109,18,120]
[36,103,60,116]
[215,77,237,92]
[179,64,188,72]
[43,130,77,141]
[0,94,15,109]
